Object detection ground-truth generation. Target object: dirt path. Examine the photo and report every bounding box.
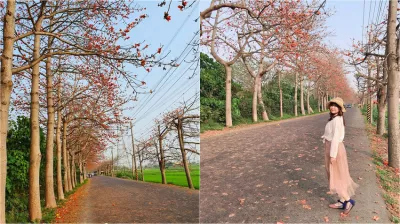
[200,108,390,223]
[57,176,199,223]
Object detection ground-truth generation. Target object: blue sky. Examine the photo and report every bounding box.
[199,0,387,90]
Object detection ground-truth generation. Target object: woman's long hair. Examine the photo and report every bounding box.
[328,102,346,126]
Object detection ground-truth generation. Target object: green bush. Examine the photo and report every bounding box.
[6,116,46,222]
[200,97,225,123]
[6,116,65,223]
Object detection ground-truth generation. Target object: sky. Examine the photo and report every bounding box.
[199,0,388,90]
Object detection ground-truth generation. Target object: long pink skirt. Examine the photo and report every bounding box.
[325,140,359,199]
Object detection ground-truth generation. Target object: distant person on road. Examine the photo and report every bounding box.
[321,97,358,215]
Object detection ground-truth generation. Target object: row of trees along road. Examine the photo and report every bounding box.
[95,96,200,189]
[0,0,193,222]
[200,0,398,169]
[201,0,355,127]
[346,0,399,168]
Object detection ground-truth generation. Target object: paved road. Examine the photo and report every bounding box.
[71,176,199,223]
[200,108,390,223]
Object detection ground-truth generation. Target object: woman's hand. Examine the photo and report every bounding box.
[330,157,336,164]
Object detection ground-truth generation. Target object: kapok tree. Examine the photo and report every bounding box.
[1,0,178,221]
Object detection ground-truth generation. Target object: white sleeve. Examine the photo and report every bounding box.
[330,117,343,158]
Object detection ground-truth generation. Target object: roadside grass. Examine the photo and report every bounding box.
[10,179,91,223]
[362,113,399,223]
[115,165,200,189]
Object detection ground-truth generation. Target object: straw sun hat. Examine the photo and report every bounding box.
[327,97,346,112]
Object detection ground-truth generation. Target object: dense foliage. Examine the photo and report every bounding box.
[6,116,47,221]
[200,53,319,128]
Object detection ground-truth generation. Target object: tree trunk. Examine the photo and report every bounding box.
[71,154,76,188]
[386,0,399,168]
[318,91,321,112]
[278,72,283,117]
[83,162,87,180]
[377,55,387,135]
[177,118,194,189]
[210,9,236,127]
[79,158,83,184]
[62,121,72,192]
[44,12,57,208]
[55,91,64,200]
[157,126,167,184]
[225,65,233,127]
[111,148,114,177]
[294,73,298,116]
[0,1,16,222]
[257,77,269,121]
[252,76,258,122]
[306,83,310,114]
[140,150,144,181]
[29,21,45,221]
[45,56,57,208]
[300,77,305,115]
[68,155,73,189]
[74,160,77,185]
[130,122,138,180]
[67,154,72,190]
[321,94,324,111]
[73,161,76,186]
[62,121,68,192]
[138,149,143,181]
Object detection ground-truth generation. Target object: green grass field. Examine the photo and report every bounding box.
[115,165,200,189]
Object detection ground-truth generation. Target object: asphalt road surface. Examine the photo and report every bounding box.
[67,176,199,223]
[200,107,390,223]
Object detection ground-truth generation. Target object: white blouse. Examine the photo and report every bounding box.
[321,116,345,158]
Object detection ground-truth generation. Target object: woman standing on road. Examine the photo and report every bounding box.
[321,97,358,215]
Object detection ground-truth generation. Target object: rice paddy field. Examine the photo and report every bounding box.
[115,165,200,189]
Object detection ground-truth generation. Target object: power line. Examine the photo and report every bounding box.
[140,31,199,105]
[138,67,198,123]
[131,32,198,117]
[379,1,388,25]
[132,31,199,118]
[136,81,199,141]
[362,0,366,46]
[135,58,198,122]
[136,77,199,130]
[375,0,383,26]
[371,0,377,27]
[366,0,373,48]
